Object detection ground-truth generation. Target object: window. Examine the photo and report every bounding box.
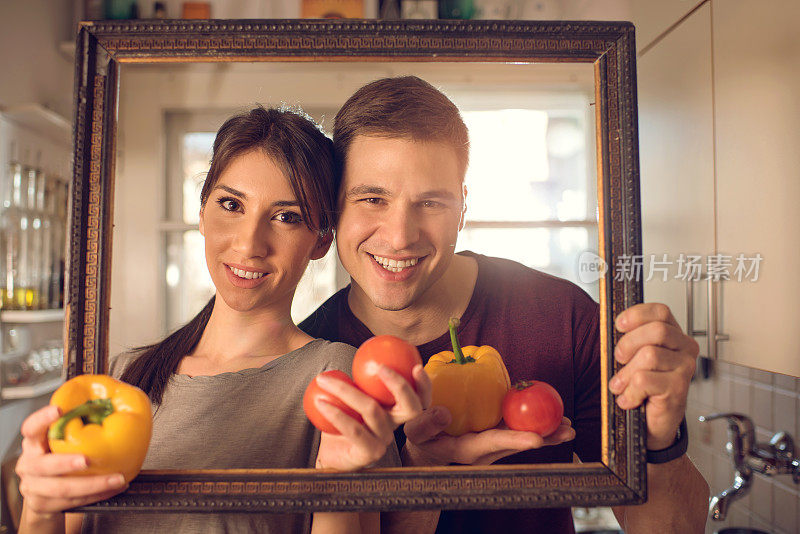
[455,94,599,301]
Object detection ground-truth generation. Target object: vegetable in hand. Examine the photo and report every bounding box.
[502,380,564,437]
[47,374,153,482]
[423,318,511,436]
[303,370,365,434]
[352,335,422,406]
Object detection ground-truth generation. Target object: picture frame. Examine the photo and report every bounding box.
[65,18,644,513]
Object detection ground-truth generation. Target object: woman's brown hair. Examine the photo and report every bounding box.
[120,106,336,404]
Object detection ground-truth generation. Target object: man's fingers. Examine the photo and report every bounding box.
[404,406,451,444]
[614,321,698,366]
[412,365,433,410]
[541,424,577,446]
[375,365,424,423]
[609,346,694,394]
[615,370,680,410]
[615,303,680,333]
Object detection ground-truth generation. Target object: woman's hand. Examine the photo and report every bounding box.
[314,364,429,471]
[16,405,129,521]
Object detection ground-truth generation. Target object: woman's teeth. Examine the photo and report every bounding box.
[372,254,420,273]
[230,266,265,279]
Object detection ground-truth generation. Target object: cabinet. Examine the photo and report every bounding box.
[638,0,800,377]
[639,3,714,349]
[713,0,800,376]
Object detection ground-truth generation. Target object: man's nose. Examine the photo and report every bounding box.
[231,217,270,258]
[381,205,420,252]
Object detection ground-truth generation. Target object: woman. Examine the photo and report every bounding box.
[16,106,429,534]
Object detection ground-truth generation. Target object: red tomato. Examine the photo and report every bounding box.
[352,335,422,407]
[303,370,364,435]
[502,380,564,437]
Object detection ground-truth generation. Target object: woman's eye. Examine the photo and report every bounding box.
[275,211,302,224]
[217,197,240,212]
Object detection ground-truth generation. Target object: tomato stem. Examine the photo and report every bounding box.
[48,399,114,440]
[448,317,467,364]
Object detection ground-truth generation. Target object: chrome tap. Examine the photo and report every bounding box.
[699,412,800,521]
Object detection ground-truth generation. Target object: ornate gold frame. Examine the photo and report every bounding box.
[66,19,645,512]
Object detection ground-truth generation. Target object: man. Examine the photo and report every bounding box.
[300,76,709,533]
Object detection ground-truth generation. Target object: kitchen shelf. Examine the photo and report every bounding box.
[0,309,65,324]
[0,103,71,144]
[1,377,63,400]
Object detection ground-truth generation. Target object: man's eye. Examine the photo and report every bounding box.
[360,197,384,205]
[275,211,302,224]
[421,200,442,209]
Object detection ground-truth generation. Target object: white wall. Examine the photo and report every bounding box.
[0,0,74,118]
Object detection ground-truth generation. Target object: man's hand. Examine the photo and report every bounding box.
[403,406,575,466]
[609,303,699,450]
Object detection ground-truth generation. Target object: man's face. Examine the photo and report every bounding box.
[336,135,465,311]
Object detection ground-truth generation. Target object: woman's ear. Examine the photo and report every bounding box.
[310,230,334,260]
[198,208,205,236]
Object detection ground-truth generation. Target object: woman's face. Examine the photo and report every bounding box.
[199,149,331,315]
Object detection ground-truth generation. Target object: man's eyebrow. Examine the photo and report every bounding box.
[345,185,392,198]
[418,190,458,202]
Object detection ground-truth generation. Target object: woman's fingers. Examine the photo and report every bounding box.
[16,453,88,478]
[20,405,61,455]
[315,374,395,441]
[21,473,127,501]
[24,484,129,515]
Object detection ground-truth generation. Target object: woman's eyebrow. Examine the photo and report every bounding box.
[213,184,247,199]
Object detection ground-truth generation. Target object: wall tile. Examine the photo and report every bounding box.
[695,375,715,407]
[752,383,773,430]
[773,372,797,393]
[751,368,774,386]
[731,363,752,379]
[750,513,774,533]
[750,473,773,524]
[772,481,798,534]
[731,377,752,416]
[716,375,733,409]
[773,389,798,439]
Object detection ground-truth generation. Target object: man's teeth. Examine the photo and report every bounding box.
[372,255,420,273]
[230,267,265,279]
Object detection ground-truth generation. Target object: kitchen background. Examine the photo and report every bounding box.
[0,1,798,533]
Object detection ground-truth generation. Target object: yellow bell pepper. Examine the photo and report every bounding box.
[424,318,511,436]
[47,374,153,482]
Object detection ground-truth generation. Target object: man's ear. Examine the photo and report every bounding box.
[198,208,205,236]
[310,230,334,260]
[458,183,468,231]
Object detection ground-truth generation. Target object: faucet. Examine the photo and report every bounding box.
[699,412,800,521]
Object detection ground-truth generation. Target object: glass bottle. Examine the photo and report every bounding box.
[23,152,42,309]
[2,147,28,309]
[39,172,54,309]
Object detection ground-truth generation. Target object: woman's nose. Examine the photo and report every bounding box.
[231,217,270,258]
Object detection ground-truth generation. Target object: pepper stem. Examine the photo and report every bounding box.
[48,398,114,441]
[448,317,466,364]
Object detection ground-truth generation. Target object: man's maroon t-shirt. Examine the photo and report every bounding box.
[299,251,601,534]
